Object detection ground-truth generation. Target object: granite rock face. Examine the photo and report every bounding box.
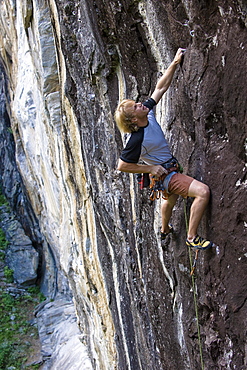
[0,0,246,369]
[34,297,93,369]
[0,206,39,285]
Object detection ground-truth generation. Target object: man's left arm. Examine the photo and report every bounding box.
[151,48,185,104]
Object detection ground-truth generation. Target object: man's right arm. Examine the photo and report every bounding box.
[117,159,167,177]
[151,48,185,105]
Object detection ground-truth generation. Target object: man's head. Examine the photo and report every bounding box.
[114,99,149,133]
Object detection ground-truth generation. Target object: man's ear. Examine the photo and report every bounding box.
[131,117,137,123]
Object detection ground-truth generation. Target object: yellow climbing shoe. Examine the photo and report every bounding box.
[186,235,213,250]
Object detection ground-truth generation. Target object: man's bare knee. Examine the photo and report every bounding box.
[188,180,210,200]
[200,184,210,201]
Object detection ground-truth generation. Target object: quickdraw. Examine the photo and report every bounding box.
[149,175,168,200]
[149,157,182,201]
[190,249,200,276]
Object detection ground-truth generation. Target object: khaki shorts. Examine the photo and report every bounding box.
[168,173,194,198]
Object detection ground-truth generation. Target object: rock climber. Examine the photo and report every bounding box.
[114,48,213,250]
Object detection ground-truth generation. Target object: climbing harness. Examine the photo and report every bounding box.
[183,199,204,370]
[149,157,183,201]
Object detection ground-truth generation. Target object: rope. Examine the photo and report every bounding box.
[183,199,204,370]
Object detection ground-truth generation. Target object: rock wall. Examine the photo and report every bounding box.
[0,0,246,369]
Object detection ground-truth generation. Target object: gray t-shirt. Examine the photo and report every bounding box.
[120,99,172,165]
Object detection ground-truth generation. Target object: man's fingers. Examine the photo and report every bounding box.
[158,167,168,176]
[178,48,186,66]
[151,165,168,177]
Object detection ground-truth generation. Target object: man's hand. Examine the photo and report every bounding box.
[173,48,186,65]
[173,48,186,64]
[150,165,168,178]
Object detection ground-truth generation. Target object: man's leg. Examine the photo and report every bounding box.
[186,179,210,241]
[161,193,179,234]
[166,173,213,249]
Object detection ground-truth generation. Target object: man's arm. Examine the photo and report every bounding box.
[151,48,185,104]
[117,159,167,177]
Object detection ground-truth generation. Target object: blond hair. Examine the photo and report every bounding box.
[114,99,139,133]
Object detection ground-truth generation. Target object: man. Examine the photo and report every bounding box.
[114,48,213,249]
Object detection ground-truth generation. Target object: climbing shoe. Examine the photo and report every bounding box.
[186,235,213,250]
[161,224,174,241]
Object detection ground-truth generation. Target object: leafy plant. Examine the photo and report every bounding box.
[0,341,13,368]
[0,289,43,368]
[4,266,14,283]
[0,192,7,205]
[0,228,8,250]
[27,286,46,303]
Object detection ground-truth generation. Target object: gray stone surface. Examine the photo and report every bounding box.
[6,244,39,285]
[0,207,39,285]
[35,297,93,369]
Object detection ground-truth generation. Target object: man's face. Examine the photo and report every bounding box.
[128,102,149,125]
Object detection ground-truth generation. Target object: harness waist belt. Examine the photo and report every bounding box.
[161,157,179,171]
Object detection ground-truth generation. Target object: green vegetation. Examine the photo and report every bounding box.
[0,190,45,369]
[4,265,14,283]
[0,191,9,259]
[27,286,46,304]
[0,191,8,206]
[0,287,45,369]
[0,227,8,252]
